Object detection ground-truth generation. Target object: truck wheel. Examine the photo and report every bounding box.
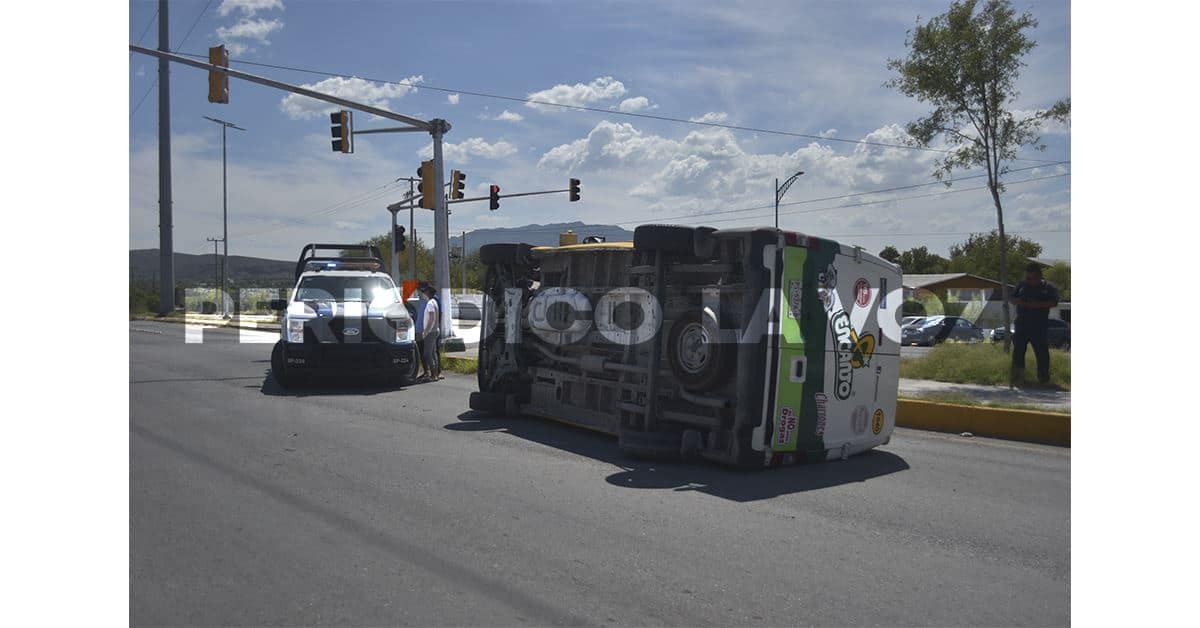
[270,341,293,389]
[666,308,733,392]
[618,428,683,461]
[633,224,700,256]
[480,243,534,266]
[469,391,506,415]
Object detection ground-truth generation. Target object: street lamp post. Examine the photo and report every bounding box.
[775,170,805,230]
[202,115,245,318]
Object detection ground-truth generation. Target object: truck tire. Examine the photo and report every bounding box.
[480,243,534,266]
[633,225,698,256]
[469,391,506,414]
[270,341,293,389]
[618,428,682,461]
[666,308,734,392]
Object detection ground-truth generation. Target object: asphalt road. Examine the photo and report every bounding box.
[131,321,1069,626]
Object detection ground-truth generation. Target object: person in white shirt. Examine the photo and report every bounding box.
[419,284,442,380]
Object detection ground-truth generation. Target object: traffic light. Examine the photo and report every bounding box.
[489,185,501,211]
[394,225,407,253]
[569,178,581,202]
[207,45,229,104]
[330,110,353,153]
[417,160,437,209]
[450,170,466,200]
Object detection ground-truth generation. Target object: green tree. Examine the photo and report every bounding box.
[879,245,901,264]
[346,232,486,294]
[887,0,1069,351]
[1043,261,1070,301]
[947,230,1042,283]
[899,246,952,274]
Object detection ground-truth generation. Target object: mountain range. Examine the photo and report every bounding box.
[130,222,635,284]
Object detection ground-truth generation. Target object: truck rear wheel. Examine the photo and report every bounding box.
[633,224,699,256]
[480,243,534,265]
[469,391,506,414]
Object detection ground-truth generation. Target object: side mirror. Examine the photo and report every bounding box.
[269,299,288,311]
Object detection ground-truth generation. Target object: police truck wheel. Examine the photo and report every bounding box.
[666,308,733,392]
[270,341,293,390]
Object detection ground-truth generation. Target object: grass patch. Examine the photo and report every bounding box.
[900,342,1070,390]
[899,392,1069,414]
[442,354,478,375]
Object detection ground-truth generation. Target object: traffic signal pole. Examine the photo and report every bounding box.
[130,44,459,333]
[431,121,453,339]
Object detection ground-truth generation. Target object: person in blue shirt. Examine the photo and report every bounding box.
[1010,262,1060,386]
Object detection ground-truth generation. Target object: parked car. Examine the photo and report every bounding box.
[901,315,985,346]
[990,319,1070,349]
[901,316,927,329]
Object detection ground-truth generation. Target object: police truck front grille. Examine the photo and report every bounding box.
[303,317,387,343]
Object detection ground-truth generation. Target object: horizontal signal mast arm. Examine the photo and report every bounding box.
[128,44,435,131]
[448,188,570,204]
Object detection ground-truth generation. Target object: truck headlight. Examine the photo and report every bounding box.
[288,319,305,343]
[392,318,411,343]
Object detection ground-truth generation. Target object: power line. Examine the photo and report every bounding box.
[130,1,213,118]
[173,51,1064,164]
[233,179,406,239]
[177,0,213,52]
[695,172,1070,225]
[133,8,158,46]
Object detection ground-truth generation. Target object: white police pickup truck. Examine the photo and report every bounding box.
[269,243,418,388]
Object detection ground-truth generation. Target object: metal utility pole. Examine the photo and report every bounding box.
[206,237,223,305]
[202,116,245,318]
[461,231,467,295]
[775,170,805,230]
[156,0,173,316]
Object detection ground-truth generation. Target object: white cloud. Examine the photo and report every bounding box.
[494,110,524,122]
[217,17,283,42]
[526,76,626,111]
[418,137,518,163]
[538,120,941,204]
[616,96,657,113]
[819,128,838,138]
[689,111,729,123]
[447,93,460,105]
[279,75,424,120]
[218,0,284,16]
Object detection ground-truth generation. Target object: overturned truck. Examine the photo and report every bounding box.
[470,224,902,467]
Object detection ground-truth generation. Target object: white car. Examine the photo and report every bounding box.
[269,244,418,388]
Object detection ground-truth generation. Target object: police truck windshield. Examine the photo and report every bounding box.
[294,276,398,303]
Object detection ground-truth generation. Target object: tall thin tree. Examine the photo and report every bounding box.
[887,0,1069,351]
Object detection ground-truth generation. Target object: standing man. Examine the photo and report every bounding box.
[420,283,442,381]
[413,282,429,380]
[1010,262,1060,386]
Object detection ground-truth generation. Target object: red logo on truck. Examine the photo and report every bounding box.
[854,278,871,307]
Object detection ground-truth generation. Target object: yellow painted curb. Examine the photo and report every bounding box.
[896,399,1069,447]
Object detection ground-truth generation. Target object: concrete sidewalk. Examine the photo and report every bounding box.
[899,378,1070,413]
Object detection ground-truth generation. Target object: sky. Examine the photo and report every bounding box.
[128,0,1071,263]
